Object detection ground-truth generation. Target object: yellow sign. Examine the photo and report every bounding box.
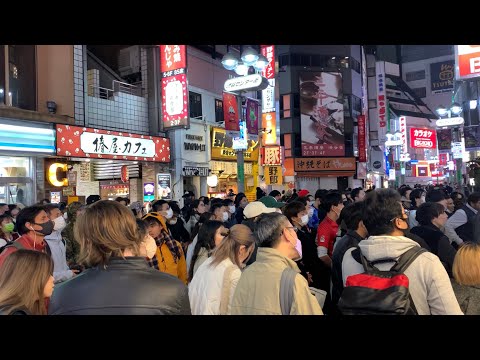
[211,127,259,161]
[265,166,282,185]
[48,163,68,187]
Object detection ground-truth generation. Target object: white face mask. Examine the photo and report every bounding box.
[222,212,229,222]
[229,205,236,214]
[164,208,174,219]
[300,214,309,226]
[308,207,314,218]
[63,212,68,220]
[143,235,157,259]
[53,215,67,232]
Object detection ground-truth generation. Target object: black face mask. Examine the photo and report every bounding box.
[33,220,54,236]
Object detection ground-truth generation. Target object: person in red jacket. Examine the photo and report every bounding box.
[0,205,53,268]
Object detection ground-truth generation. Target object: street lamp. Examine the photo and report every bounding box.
[221,46,268,194]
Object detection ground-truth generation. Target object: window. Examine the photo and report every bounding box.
[350,58,361,74]
[189,91,202,119]
[406,70,426,82]
[279,54,290,67]
[280,94,291,119]
[215,99,223,122]
[412,87,426,98]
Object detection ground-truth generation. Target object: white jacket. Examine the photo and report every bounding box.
[341,235,463,315]
[188,257,241,315]
[45,230,74,283]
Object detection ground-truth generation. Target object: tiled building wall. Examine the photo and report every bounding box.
[141,47,148,99]
[73,45,85,126]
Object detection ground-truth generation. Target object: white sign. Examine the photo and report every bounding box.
[224,74,268,92]
[80,132,155,157]
[385,139,403,146]
[452,141,464,159]
[399,116,408,156]
[389,169,396,180]
[262,79,275,113]
[376,62,387,143]
[436,117,464,127]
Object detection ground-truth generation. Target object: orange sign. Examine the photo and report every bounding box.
[262,112,276,145]
[294,157,356,172]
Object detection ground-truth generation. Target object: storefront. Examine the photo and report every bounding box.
[0,118,56,205]
[210,127,259,199]
[54,124,170,204]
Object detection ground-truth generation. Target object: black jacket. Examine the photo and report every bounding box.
[48,257,191,315]
[410,224,457,277]
[167,218,190,244]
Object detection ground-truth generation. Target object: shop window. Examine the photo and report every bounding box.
[412,87,426,99]
[215,98,223,122]
[406,70,425,82]
[189,91,202,118]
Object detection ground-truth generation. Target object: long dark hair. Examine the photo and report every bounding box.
[190,212,213,242]
[188,220,225,282]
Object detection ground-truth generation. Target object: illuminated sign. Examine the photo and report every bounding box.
[376,61,387,143]
[436,117,464,127]
[232,121,248,150]
[265,166,282,185]
[0,124,55,153]
[410,128,437,149]
[224,74,269,92]
[211,127,259,161]
[261,146,283,166]
[456,45,480,80]
[48,163,68,187]
[261,112,277,145]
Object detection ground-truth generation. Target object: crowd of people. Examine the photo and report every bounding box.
[0,183,479,315]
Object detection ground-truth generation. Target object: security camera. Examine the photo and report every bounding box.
[46,101,57,114]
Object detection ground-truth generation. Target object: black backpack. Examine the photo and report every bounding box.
[338,246,427,315]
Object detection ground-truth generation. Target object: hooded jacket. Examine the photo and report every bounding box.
[231,247,323,315]
[45,229,74,283]
[341,235,463,315]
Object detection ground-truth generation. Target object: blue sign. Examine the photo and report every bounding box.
[232,120,248,150]
[0,123,55,153]
[430,60,454,94]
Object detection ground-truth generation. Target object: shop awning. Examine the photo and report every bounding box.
[385,74,437,121]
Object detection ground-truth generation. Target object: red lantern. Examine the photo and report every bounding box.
[121,165,129,183]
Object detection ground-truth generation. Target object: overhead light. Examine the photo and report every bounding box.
[0,88,3,94]
[234,61,249,76]
[470,100,478,110]
[85,159,90,162]
[253,54,268,72]
[450,102,462,115]
[436,105,448,117]
[221,51,239,71]
[133,161,138,164]
[107,160,113,163]
[331,57,336,60]
[345,56,349,59]
[207,174,218,187]
[241,46,259,66]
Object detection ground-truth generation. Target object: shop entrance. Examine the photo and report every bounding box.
[0,156,34,205]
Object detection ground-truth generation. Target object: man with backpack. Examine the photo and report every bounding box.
[338,189,462,315]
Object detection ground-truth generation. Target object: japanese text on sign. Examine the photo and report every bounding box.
[410,127,437,149]
[80,132,154,157]
[263,146,282,166]
[265,165,282,185]
[294,157,356,171]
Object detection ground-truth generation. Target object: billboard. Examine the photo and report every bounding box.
[437,128,452,153]
[358,115,366,162]
[223,92,239,131]
[410,128,437,149]
[300,72,344,156]
[430,60,454,93]
[464,126,480,151]
[456,45,480,80]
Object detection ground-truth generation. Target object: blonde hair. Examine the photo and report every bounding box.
[74,200,143,267]
[453,242,480,286]
[210,224,255,269]
[0,250,53,315]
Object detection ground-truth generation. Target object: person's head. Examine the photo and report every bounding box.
[129,201,144,219]
[363,189,408,236]
[409,188,425,209]
[269,190,282,201]
[321,191,344,219]
[314,189,326,208]
[211,224,255,269]
[0,249,54,315]
[339,202,368,238]
[226,189,236,201]
[151,200,173,220]
[210,202,228,222]
[283,201,308,228]
[191,199,206,216]
[75,200,144,267]
[15,205,54,240]
[86,195,101,205]
[142,212,167,239]
[235,193,248,209]
[399,186,412,199]
[222,199,236,215]
[44,203,67,233]
[0,214,14,237]
[135,219,156,259]
[254,212,301,261]
[7,204,20,219]
[453,242,480,286]
[446,196,455,213]
[115,197,128,206]
[297,189,309,198]
[350,187,365,202]
[202,197,210,212]
[426,189,447,210]
[467,192,480,211]
[243,201,276,221]
[188,220,227,281]
[190,212,215,242]
[415,202,448,229]
[451,191,465,210]
[0,203,8,215]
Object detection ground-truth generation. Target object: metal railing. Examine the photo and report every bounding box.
[88,80,142,100]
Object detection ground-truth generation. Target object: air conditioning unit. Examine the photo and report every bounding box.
[118,46,140,77]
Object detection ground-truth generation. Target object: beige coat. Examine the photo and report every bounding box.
[231,247,323,315]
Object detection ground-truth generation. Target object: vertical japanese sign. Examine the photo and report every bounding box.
[223,92,239,131]
[160,45,189,130]
[398,116,408,161]
[261,45,277,145]
[265,166,282,185]
[246,98,259,135]
[300,72,345,156]
[437,128,452,153]
[261,146,283,166]
[358,115,366,162]
[376,61,387,144]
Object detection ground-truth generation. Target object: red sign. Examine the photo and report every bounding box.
[358,115,366,162]
[121,165,129,182]
[456,45,480,80]
[160,45,189,130]
[56,124,170,162]
[261,45,275,80]
[439,153,448,166]
[261,146,283,166]
[223,92,239,131]
[410,128,437,149]
[160,45,186,74]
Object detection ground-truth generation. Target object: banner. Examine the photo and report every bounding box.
[410,128,437,149]
[300,72,345,156]
[430,60,454,93]
[223,92,239,131]
[464,126,480,150]
[294,157,356,172]
[437,128,452,153]
[376,61,387,143]
[245,98,259,135]
[358,115,366,162]
[265,166,282,185]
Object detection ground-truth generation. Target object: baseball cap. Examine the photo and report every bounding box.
[182,191,195,198]
[243,201,276,219]
[258,195,286,208]
[298,189,309,198]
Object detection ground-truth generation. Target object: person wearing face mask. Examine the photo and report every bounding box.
[0,205,53,269]
[166,201,190,247]
[184,199,206,236]
[0,214,19,252]
[408,188,426,228]
[44,204,79,283]
[222,198,237,229]
[234,193,249,225]
[340,189,462,315]
[231,212,322,315]
[210,202,229,225]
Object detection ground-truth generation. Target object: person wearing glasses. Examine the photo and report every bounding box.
[231,212,322,315]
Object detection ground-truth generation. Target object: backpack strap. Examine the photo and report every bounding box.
[279,268,297,315]
[391,246,427,273]
[219,264,237,315]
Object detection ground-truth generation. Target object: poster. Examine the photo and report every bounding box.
[464,126,480,151]
[144,182,155,202]
[245,98,259,135]
[437,128,452,153]
[223,92,239,131]
[300,72,345,156]
[157,173,172,200]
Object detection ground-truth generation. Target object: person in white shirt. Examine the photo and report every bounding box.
[445,192,480,246]
[408,188,425,228]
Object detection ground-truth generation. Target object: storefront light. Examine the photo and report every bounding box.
[207,174,218,187]
[48,163,68,187]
